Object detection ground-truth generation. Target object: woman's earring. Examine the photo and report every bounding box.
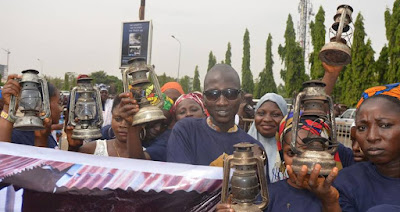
[139,126,146,141]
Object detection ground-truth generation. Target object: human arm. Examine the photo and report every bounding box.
[117,92,144,159]
[0,74,21,142]
[287,164,341,212]
[321,62,343,96]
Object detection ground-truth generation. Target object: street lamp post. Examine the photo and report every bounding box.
[1,48,10,81]
[171,35,181,81]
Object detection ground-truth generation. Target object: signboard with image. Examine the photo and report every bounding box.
[120,20,153,67]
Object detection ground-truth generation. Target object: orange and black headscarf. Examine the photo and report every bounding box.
[356,83,400,108]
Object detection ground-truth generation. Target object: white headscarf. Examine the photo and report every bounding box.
[248,93,288,183]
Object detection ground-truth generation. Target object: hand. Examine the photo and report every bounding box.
[1,74,22,109]
[216,195,235,212]
[65,125,83,149]
[287,164,339,204]
[34,115,53,147]
[117,92,140,126]
[322,62,343,73]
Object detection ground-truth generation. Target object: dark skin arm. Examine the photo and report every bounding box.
[287,164,341,212]
[117,92,144,159]
[0,74,21,142]
[321,62,343,96]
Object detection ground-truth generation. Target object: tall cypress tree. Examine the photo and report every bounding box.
[241,29,254,94]
[254,34,277,98]
[309,6,326,79]
[384,0,400,82]
[193,65,201,91]
[207,51,217,72]
[341,13,375,106]
[225,42,232,66]
[374,45,389,85]
[278,14,309,98]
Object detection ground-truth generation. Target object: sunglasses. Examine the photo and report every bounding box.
[203,89,241,101]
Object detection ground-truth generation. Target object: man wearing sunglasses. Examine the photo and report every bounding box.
[166,64,265,168]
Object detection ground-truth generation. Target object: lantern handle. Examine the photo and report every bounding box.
[148,65,164,108]
[121,67,130,93]
[68,87,78,126]
[291,92,306,154]
[39,77,51,120]
[8,78,22,122]
[221,155,234,204]
[256,156,269,210]
[327,95,338,154]
[335,5,349,42]
[93,86,104,127]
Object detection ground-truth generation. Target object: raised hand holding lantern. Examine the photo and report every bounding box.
[221,143,269,212]
[319,5,354,66]
[290,81,338,175]
[122,57,166,126]
[8,69,51,131]
[68,77,103,140]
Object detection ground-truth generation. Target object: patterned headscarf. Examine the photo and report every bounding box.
[170,92,208,116]
[276,111,331,150]
[356,83,400,108]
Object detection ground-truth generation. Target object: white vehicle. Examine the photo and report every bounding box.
[335,108,356,133]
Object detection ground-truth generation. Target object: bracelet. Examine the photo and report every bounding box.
[1,110,14,123]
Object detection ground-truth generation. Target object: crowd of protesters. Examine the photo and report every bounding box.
[1,60,399,211]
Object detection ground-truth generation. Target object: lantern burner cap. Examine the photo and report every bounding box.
[22,69,39,75]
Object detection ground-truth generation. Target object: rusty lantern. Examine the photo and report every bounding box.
[221,143,269,212]
[290,81,338,175]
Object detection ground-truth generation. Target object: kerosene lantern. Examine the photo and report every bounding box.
[68,77,103,140]
[290,81,338,175]
[319,5,354,66]
[8,69,51,131]
[122,57,166,126]
[221,143,269,212]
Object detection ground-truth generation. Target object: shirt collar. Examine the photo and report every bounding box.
[206,117,238,133]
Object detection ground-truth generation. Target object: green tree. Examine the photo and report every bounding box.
[158,73,176,87]
[254,34,277,98]
[276,84,286,97]
[278,14,309,98]
[192,65,201,91]
[374,45,389,84]
[90,71,123,94]
[241,29,254,94]
[64,73,70,91]
[341,13,376,106]
[309,6,326,79]
[225,42,232,66]
[179,75,192,93]
[384,0,400,82]
[207,51,217,71]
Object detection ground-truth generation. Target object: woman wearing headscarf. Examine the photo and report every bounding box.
[247,93,287,183]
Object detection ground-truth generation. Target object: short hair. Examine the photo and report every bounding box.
[204,64,240,90]
[47,82,57,98]
[111,94,122,112]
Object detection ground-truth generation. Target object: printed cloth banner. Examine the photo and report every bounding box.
[0,142,223,211]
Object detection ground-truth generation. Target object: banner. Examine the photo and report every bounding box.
[120,21,152,67]
[0,142,222,211]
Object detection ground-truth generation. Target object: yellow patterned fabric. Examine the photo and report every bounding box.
[206,117,238,133]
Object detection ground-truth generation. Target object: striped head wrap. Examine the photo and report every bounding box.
[356,83,400,108]
[170,92,208,116]
[276,111,331,150]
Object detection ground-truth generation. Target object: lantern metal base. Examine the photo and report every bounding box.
[232,203,262,212]
[72,128,102,140]
[13,116,45,131]
[291,150,337,176]
[319,41,351,66]
[132,105,166,126]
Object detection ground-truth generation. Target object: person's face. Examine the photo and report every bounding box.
[164,89,181,102]
[351,126,366,162]
[100,90,108,102]
[203,75,241,126]
[282,129,310,166]
[355,97,400,165]
[145,120,168,141]
[255,101,284,138]
[111,109,128,142]
[175,99,205,121]
[50,91,61,124]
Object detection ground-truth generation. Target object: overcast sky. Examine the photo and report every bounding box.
[0,0,395,87]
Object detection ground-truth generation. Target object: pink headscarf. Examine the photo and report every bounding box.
[170,92,208,116]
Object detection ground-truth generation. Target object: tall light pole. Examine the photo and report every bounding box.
[171,35,181,80]
[1,48,10,81]
[37,58,43,74]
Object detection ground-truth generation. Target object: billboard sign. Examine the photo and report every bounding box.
[120,20,153,67]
